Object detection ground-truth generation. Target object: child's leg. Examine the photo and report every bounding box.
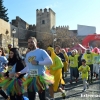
[95,64,99,79]
[70,67,73,83]
[83,79,88,91]
[83,79,86,89]
[85,79,88,89]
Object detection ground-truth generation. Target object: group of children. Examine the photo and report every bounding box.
[68,47,100,92]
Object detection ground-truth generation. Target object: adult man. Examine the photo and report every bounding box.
[55,45,65,79]
[16,37,53,100]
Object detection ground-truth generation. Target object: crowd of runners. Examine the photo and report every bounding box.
[0,36,100,100]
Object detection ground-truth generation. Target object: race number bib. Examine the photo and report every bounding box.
[29,69,38,77]
[88,60,91,63]
[8,66,13,72]
[70,61,74,64]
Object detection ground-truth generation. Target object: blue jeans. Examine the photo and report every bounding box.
[70,67,79,81]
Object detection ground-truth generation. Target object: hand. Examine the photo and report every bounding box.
[15,72,21,78]
[31,60,38,65]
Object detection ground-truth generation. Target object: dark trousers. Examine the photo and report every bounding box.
[70,67,79,80]
[62,67,64,79]
[0,89,8,99]
[88,64,93,81]
[27,89,46,100]
[10,94,24,100]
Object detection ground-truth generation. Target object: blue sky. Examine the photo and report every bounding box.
[3,0,100,33]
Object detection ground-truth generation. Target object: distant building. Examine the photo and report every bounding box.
[77,24,96,36]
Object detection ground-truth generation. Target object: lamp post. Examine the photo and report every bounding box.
[12,29,16,48]
[51,26,56,48]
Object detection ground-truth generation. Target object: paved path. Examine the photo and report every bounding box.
[0,73,100,100]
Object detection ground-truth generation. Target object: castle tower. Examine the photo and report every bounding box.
[36,8,56,33]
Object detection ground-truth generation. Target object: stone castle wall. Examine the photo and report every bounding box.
[0,18,36,48]
[0,8,83,49]
[0,19,11,36]
[12,16,29,29]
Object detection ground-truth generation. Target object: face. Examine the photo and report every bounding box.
[61,50,65,54]
[0,49,2,56]
[55,47,60,52]
[82,61,85,65]
[9,51,14,58]
[28,39,36,50]
[87,50,90,53]
[72,52,75,56]
[94,49,97,53]
[8,45,12,49]
[47,50,51,56]
[78,49,82,54]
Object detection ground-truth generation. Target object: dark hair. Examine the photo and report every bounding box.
[0,47,6,56]
[8,48,22,66]
[81,59,86,63]
[49,45,53,47]
[8,48,25,79]
[55,45,61,49]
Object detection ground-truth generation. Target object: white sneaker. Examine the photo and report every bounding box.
[82,88,86,92]
[36,92,38,97]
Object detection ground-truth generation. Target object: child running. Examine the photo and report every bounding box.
[78,59,90,92]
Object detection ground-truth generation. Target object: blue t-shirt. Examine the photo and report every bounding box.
[0,56,8,72]
[25,48,50,75]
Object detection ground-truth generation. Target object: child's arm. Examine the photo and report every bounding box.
[78,66,82,72]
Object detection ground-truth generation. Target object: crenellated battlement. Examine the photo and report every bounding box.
[36,8,55,15]
[29,24,36,31]
[56,25,69,30]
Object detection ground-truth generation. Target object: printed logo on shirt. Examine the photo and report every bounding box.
[28,56,36,63]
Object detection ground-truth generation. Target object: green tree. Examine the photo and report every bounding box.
[0,0,9,22]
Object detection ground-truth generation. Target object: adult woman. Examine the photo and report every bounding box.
[0,47,10,100]
[7,48,25,100]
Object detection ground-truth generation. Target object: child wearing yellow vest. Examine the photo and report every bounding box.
[78,59,90,92]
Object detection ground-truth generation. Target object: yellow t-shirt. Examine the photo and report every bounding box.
[83,53,93,65]
[69,55,78,67]
[78,65,90,80]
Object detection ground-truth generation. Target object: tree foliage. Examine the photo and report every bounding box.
[0,0,9,22]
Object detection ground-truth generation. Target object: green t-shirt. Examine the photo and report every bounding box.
[69,55,78,67]
[84,53,93,65]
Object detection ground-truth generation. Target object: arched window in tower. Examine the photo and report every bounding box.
[42,20,45,24]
